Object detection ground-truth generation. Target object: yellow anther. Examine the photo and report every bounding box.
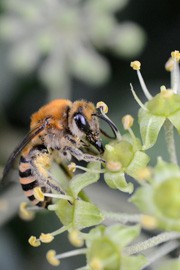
[68,162,76,173]
[105,144,114,152]
[96,101,108,114]
[171,50,180,61]
[141,215,158,230]
[106,161,122,172]
[165,57,174,71]
[68,229,84,247]
[19,202,35,221]
[122,114,134,130]
[33,187,44,201]
[90,258,103,270]
[28,236,41,247]
[46,250,60,266]
[39,233,54,243]
[130,60,141,70]
[136,167,152,181]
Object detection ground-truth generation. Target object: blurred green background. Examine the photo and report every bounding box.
[0,0,180,269]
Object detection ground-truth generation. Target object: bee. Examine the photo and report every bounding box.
[2,99,119,208]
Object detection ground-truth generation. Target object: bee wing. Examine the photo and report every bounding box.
[2,124,45,182]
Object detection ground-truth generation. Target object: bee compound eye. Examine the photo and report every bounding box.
[74,113,90,133]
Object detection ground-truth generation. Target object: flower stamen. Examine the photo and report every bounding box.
[130,84,148,111]
[39,233,54,243]
[46,250,60,266]
[130,61,152,100]
[43,192,74,202]
[96,101,108,114]
[33,187,44,202]
[68,229,84,247]
[170,50,180,94]
[19,202,35,221]
[28,236,41,247]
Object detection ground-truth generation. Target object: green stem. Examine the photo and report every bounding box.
[141,240,179,270]
[103,211,141,224]
[124,231,180,256]
[164,119,178,164]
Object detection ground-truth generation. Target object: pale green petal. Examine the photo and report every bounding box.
[104,171,134,193]
[168,110,180,133]
[69,162,101,198]
[138,108,165,150]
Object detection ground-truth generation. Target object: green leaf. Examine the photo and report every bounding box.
[138,108,165,150]
[126,150,150,180]
[104,171,134,193]
[69,162,101,198]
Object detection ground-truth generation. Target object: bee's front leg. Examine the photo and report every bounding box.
[64,146,105,163]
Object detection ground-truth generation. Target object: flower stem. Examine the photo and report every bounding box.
[141,240,179,269]
[164,119,178,164]
[124,231,180,255]
[103,211,141,224]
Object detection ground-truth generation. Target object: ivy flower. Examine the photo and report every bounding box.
[131,158,180,231]
[0,0,146,97]
[103,117,150,194]
[130,51,180,151]
[45,224,147,270]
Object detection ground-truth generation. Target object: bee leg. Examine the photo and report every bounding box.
[45,179,65,194]
[64,146,105,163]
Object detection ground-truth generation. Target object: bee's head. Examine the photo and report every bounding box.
[68,100,104,154]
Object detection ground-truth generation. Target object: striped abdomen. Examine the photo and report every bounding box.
[19,155,51,208]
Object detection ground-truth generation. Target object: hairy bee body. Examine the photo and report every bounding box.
[3,99,105,208]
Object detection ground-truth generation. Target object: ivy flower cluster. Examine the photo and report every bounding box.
[0,0,145,99]
[15,50,180,270]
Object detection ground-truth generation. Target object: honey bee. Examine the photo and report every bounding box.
[2,99,119,208]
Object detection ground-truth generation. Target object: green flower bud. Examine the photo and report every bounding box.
[104,140,134,168]
[103,139,149,192]
[147,90,180,117]
[86,224,146,270]
[131,159,180,231]
[87,237,121,270]
[138,90,180,149]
